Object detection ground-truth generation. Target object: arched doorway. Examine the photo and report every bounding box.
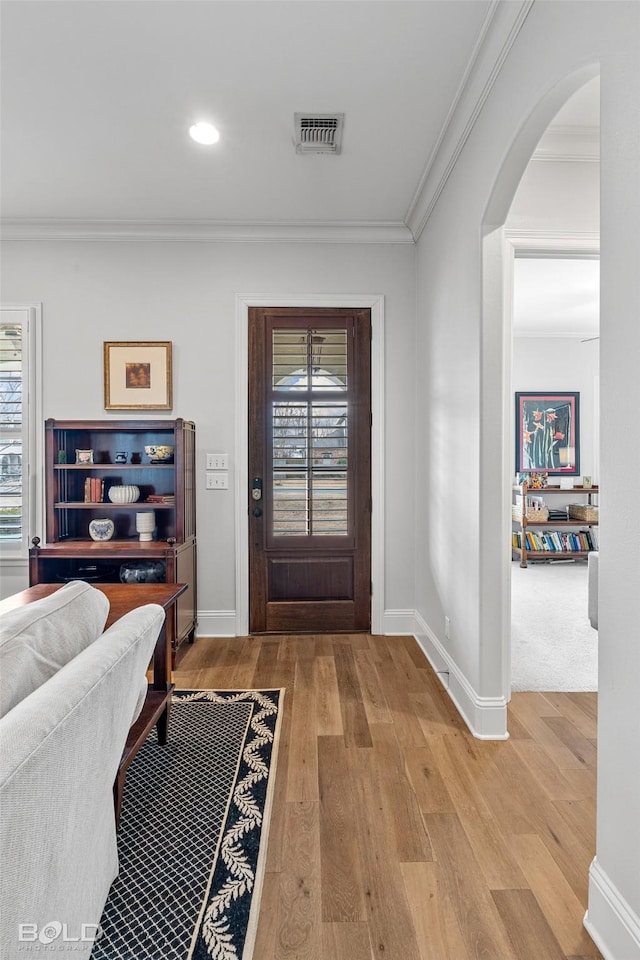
[479,65,600,718]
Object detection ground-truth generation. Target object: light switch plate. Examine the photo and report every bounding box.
[206,472,229,489]
[206,453,229,470]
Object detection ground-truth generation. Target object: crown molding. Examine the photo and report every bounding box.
[0,218,414,244]
[406,0,535,241]
[533,124,600,162]
[505,229,600,257]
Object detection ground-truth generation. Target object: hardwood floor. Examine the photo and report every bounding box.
[174,634,602,960]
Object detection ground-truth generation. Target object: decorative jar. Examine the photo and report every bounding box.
[88,518,115,542]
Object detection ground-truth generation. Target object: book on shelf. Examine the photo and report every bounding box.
[145,494,176,503]
[547,509,569,520]
[83,477,104,503]
[512,527,598,553]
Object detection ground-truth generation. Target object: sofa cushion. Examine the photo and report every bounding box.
[0,580,109,719]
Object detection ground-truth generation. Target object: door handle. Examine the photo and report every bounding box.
[252,506,263,518]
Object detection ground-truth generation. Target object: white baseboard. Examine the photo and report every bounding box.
[413,611,509,740]
[585,858,640,960]
[195,610,237,637]
[382,608,417,635]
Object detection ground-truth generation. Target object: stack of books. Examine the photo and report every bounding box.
[145,494,175,504]
[83,478,104,503]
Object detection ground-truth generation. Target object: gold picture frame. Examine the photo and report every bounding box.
[104,341,173,410]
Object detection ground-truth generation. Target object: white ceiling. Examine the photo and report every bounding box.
[1,2,600,336]
[0,0,494,227]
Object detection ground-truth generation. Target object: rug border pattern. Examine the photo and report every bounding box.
[174,689,283,960]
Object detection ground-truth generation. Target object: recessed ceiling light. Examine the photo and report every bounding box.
[189,121,220,146]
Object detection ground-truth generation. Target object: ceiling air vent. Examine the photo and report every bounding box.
[294,113,344,155]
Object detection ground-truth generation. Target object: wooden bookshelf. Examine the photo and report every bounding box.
[29,418,197,657]
[512,482,598,569]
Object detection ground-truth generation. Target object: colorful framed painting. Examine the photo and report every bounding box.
[104,341,172,410]
[515,391,580,476]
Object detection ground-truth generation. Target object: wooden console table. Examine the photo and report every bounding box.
[0,581,187,822]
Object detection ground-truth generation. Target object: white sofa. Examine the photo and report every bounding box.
[0,580,165,957]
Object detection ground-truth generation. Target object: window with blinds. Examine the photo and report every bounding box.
[0,322,24,543]
[271,328,349,537]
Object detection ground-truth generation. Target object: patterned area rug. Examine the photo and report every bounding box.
[92,689,283,960]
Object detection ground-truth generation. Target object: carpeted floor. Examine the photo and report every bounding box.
[511,559,598,691]
[92,689,283,960]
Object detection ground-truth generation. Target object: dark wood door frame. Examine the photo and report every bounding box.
[248,307,371,633]
[236,296,385,637]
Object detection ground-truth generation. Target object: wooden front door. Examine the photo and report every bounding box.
[248,307,372,633]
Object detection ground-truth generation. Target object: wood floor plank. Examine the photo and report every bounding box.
[321,922,373,960]
[425,812,519,960]
[511,738,579,802]
[382,660,431,747]
[226,636,262,687]
[385,635,430,692]
[555,797,597,850]
[427,733,528,889]
[369,722,434,862]
[404,740,456,816]
[400,633,433,671]
[491,888,566,960]
[317,736,367,922]
[410,690,466,737]
[352,746,424,960]
[353,648,393,724]
[543,715,598,770]
[541,692,598,740]
[510,834,603,957]
[286,657,319,802]
[448,736,536,836]
[400,861,472,960]
[274,801,322,960]
[333,640,373,747]
[508,695,586,770]
[313,656,343,736]
[566,690,598,722]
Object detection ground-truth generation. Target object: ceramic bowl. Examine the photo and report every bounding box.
[107,484,140,504]
[144,444,174,462]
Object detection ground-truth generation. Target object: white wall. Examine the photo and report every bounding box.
[0,240,417,620]
[508,159,600,235]
[414,2,639,956]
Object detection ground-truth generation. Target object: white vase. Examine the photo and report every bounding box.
[135,510,156,542]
